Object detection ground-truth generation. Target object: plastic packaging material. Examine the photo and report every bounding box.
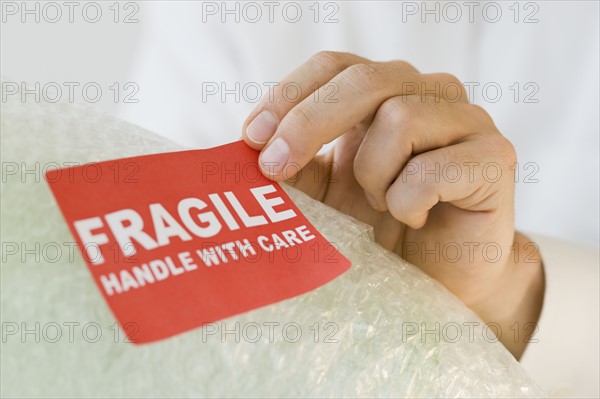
[0,93,546,398]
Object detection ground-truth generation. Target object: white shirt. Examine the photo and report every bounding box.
[118,2,600,396]
[522,233,599,398]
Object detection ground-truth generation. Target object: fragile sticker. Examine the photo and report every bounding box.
[46,140,350,344]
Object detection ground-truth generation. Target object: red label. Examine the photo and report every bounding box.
[46,141,350,344]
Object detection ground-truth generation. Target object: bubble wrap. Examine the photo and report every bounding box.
[0,94,546,398]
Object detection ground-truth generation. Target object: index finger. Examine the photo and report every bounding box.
[242,51,367,148]
[258,63,447,180]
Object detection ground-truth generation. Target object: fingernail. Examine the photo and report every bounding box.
[260,138,289,177]
[246,110,277,144]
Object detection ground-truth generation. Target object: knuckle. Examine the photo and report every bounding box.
[474,131,517,171]
[309,51,348,73]
[342,63,386,92]
[435,72,463,88]
[378,97,417,127]
[466,103,494,125]
[395,60,418,73]
[284,104,318,131]
[493,135,518,165]
[432,72,467,101]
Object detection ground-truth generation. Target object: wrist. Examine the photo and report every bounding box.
[469,232,545,359]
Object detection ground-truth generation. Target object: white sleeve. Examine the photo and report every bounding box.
[519,234,599,398]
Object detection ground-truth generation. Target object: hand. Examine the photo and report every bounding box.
[242,51,543,358]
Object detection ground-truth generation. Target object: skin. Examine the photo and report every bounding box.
[241,51,544,359]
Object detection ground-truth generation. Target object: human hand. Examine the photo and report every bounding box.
[242,52,543,358]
